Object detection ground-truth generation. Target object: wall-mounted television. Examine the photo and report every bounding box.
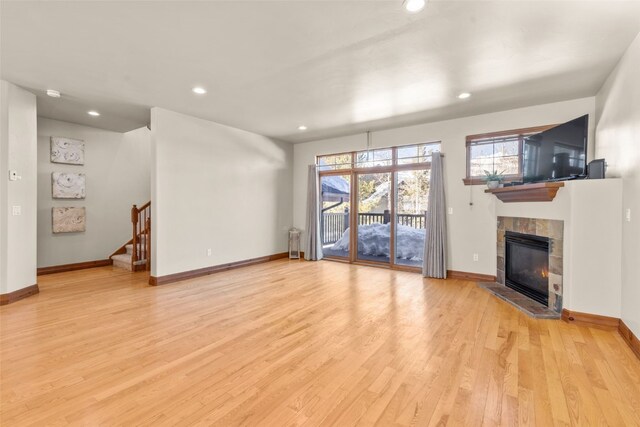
[522,115,588,183]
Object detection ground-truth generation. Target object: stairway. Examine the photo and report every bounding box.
[110,201,151,272]
[111,235,148,271]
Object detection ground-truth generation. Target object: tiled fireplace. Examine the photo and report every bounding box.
[496,217,564,313]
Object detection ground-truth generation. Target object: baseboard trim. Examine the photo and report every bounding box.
[619,320,640,360]
[0,284,39,305]
[560,309,639,359]
[447,270,496,282]
[149,252,290,286]
[319,263,493,280]
[37,259,113,275]
[561,309,620,329]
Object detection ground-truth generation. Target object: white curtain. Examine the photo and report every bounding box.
[305,164,323,261]
[423,153,447,278]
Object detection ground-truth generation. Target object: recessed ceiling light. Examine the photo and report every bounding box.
[458,92,471,99]
[298,125,308,131]
[46,89,61,98]
[87,111,100,116]
[192,87,207,95]
[403,0,425,13]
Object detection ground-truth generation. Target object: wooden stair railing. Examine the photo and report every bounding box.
[131,201,151,271]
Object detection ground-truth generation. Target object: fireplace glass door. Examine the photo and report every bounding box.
[505,232,549,305]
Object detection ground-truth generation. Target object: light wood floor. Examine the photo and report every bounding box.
[1,260,639,426]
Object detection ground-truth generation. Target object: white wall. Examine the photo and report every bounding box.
[595,32,640,336]
[0,80,37,294]
[151,107,293,277]
[37,118,151,268]
[293,97,596,276]
[494,179,622,317]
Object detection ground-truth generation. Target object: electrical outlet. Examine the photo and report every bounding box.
[447,207,453,215]
[473,253,479,262]
[12,206,21,216]
[625,208,631,222]
[207,248,212,256]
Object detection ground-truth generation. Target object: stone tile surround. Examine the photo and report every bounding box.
[497,216,564,313]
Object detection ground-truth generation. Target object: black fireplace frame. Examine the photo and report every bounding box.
[504,231,550,306]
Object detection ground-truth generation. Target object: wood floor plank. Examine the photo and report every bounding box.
[1,260,639,426]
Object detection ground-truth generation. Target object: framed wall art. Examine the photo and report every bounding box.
[52,207,86,233]
[50,136,85,165]
[52,172,86,199]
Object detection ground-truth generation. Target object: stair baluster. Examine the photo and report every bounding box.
[110,201,152,271]
[131,205,139,268]
[133,202,151,271]
[145,217,151,271]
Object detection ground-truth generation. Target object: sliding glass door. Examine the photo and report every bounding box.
[356,172,391,264]
[394,169,429,267]
[317,142,440,270]
[320,174,351,260]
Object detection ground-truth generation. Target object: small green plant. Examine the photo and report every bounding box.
[483,170,505,182]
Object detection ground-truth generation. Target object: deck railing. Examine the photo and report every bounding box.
[321,210,426,245]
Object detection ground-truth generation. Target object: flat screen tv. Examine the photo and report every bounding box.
[522,114,588,183]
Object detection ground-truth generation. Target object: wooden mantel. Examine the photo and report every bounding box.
[485,182,565,203]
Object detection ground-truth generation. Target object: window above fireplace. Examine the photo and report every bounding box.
[464,124,556,185]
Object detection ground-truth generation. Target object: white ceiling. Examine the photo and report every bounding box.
[2,1,640,142]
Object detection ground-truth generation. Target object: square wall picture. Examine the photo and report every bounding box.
[51,136,85,165]
[52,172,86,199]
[52,207,86,233]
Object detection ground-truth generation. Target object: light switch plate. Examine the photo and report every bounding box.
[9,170,20,181]
[448,207,453,215]
[12,206,21,216]
[625,208,631,222]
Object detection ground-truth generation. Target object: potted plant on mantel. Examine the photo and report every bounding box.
[484,170,505,190]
